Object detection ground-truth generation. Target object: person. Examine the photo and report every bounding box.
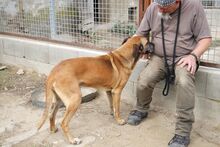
[127,0,212,147]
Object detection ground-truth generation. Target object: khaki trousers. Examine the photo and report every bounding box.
[135,55,195,136]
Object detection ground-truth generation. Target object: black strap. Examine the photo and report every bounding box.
[161,2,182,96]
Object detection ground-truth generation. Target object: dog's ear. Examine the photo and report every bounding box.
[133,44,143,62]
[121,36,131,45]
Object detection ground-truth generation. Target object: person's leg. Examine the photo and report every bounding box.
[128,55,165,125]
[168,65,195,147]
[175,65,195,137]
[135,55,166,112]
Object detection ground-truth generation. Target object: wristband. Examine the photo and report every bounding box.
[190,53,199,63]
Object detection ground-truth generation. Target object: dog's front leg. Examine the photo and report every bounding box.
[112,89,126,125]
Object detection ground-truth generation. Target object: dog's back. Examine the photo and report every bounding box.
[48,55,117,88]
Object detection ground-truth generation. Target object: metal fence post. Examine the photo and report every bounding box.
[18,0,25,33]
[49,0,56,39]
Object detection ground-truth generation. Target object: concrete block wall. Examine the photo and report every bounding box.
[1,35,220,122]
[0,35,106,74]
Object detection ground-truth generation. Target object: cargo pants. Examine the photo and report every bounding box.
[134,55,195,136]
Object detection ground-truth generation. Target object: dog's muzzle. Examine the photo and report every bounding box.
[143,42,155,54]
[139,42,155,54]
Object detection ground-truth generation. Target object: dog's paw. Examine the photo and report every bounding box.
[50,127,58,133]
[117,119,127,125]
[70,137,82,145]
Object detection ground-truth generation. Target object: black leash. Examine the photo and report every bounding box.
[161,1,182,96]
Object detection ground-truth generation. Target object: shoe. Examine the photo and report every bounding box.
[127,110,148,126]
[168,134,190,147]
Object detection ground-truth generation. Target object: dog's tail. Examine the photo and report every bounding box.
[37,83,54,131]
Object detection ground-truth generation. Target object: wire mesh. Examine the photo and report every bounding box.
[202,0,220,64]
[0,0,138,50]
[0,0,220,65]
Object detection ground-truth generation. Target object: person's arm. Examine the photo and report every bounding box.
[177,37,212,75]
[177,0,212,75]
[191,37,212,58]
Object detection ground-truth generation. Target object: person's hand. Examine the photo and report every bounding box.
[177,55,197,75]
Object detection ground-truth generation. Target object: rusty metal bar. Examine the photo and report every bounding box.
[139,0,152,25]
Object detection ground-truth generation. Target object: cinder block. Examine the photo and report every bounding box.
[13,56,53,75]
[128,59,147,82]
[206,72,220,101]
[24,42,49,63]
[122,81,136,104]
[195,70,207,97]
[3,38,25,57]
[0,39,3,55]
[14,41,25,58]
[151,87,176,111]
[78,48,105,57]
[49,45,79,65]
[3,38,15,56]
[195,96,220,121]
[133,82,137,99]
[0,54,16,65]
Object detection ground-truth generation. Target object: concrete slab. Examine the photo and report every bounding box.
[2,38,25,57]
[2,38,15,56]
[151,87,177,112]
[78,48,105,57]
[195,96,220,122]
[24,42,49,63]
[206,72,220,101]
[0,54,16,65]
[122,81,135,104]
[0,39,3,55]
[0,54,52,75]
[48,45,78,65]
[128,59,147,82]
[195,70,207,98]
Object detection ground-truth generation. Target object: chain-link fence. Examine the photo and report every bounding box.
[0,0,138,50]
[202,0,220,65]
[0,0,220,65]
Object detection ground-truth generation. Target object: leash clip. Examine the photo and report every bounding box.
[143,42,155,54]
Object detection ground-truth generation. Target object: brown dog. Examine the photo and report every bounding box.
[37,36,149,144]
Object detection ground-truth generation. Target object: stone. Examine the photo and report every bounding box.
[16,69,24,75]
[81,87,98,103]
[0,66,7,70]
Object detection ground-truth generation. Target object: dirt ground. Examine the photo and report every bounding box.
[0,63,220,147]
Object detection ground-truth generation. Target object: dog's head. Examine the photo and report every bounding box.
[121,36,154,63]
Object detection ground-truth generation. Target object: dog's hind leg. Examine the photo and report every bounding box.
[49,94,62,133]
[53,81,82,145]
[106,91,113,115]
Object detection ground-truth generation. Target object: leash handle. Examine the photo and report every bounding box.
[162,74,170,96]
[161,1,182,96]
